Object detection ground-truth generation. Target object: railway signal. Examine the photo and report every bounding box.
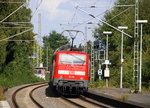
[93,40,105,51]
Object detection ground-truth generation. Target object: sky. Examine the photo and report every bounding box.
[29,0,116,46]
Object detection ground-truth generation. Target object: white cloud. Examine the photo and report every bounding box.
[41,0,71,21]
[30,0,116,45]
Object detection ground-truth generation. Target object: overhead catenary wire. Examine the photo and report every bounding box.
[108,0,113,9]
[0,1,25,4]
[60,7,113,31]
[107,7,131,22]
[1,22,31,24]
[0,27,32,29]
[77,7,133,38]
[66,2,134,31]
[61,0,115,31]
[0,3,26,23]
[71,7,78,22]
[2,40,35,42]
[78,5,135,8]
[0,27,33,41]
[0,0,43,25]
[0,0,43,44]
[31,0,43,17]
[72,6,113,28]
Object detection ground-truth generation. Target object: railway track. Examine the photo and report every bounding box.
[60,93,141,108]
[60,95,114,108]
[31,84,114,108]
[12,82,48,108]
[10,83,141,108]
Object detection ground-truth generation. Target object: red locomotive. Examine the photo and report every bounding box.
[50,46,89,95]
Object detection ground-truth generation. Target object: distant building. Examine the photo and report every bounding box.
[34,63,47,80]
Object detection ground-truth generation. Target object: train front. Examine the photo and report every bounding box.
[53,51,89,95]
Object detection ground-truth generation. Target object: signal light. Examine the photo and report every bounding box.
[93,40,105,51]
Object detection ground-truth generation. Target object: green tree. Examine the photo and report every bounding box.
[42,30,69,70]
[0,0,39,87]
[94,0,150,88]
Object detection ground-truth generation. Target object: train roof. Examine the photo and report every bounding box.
[56,50,88,55]
[54,44,85,55]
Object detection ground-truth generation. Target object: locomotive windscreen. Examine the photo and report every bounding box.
[60,54,86,65]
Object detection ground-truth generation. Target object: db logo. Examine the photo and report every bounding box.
[69,71,75,75]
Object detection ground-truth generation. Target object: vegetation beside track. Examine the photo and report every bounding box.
[88,0,150,90]
[0,0,43,100]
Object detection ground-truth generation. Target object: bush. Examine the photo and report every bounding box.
[0,60,39,87]
[0,86,6,100]
[89,80,107,88]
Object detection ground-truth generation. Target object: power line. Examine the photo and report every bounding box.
[0,3,26,23]
[107,7,131,22]
[0,27,33,41]
[1,22,30,24]
[63,7,113,29]
[78,5,135,8]
[77,7,133,38]
[62,1,115,31]
[71,7,78,22]
[0,27,32,29]
[31,0,43,17]
[2,40,35,42]
[108,0,113,9]
[0,1,25,4]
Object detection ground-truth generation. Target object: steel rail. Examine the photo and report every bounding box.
[12,82,47,108]
[29,84,48,108]
[61,96,85,108]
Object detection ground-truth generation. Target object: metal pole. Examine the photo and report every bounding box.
[106,34,108,87]
[106,79,108,88]
[36,41,39,67]
[106,34,108,61]
[139,24,143,92]
[120,30,124,88]
[84,26,87,53]
[133,0,139,91]
[99,59,101,80]
[71,37,74,51]
[38,13,41,65]
[90,42,95,81]
[34,40,36,67]
[46,47,48,71]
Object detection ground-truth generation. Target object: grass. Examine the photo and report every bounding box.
[89,80,117,88]
[0,70,47,100]
[141,88,150,94]
[0,86,6,100]
[121,94,129,102]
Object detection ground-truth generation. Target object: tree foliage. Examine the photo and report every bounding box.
[42,30,69,70]
[94,0,150,88]
[0,0,39,87]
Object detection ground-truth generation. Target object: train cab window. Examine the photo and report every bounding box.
[60,54,86,65]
